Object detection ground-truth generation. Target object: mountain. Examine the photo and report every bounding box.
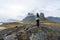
[22,13,60,22]
[46,16,60,22]
[22,13,46,22]
[0,18,20,23]
[22,13,36,22]
[40,12,46,20]
[7,19,20,22]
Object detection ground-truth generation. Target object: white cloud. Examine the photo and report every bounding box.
[0,0,60,21]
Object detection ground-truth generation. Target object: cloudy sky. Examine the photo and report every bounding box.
[0,0,60,21]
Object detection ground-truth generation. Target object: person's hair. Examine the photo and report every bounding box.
[36,13,39,17]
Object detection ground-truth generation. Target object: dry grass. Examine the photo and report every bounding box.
[0,20,60,28]
[24,20,60,26]
[0,22,26,28]
[0,20,60,40]
[40,20,60,26]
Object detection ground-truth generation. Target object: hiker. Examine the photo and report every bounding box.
[36,13,40,28]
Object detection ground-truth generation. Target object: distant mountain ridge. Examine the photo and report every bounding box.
[22,13,60,22]
[0,19,20,23]
[0,13,60,23]
[46,16,60,22]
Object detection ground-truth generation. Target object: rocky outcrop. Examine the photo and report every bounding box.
[22,13,35,22]
[40,12,46,20]
[30,30,47,40]
[3,34,18,40]
[22,13,46,22]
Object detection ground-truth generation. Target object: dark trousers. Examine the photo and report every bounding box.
[36,20,40,27]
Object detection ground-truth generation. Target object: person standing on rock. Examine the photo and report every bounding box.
[36,13,40,28]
